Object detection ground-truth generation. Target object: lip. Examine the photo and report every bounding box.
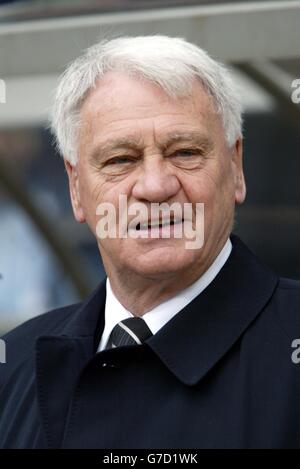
[136,218,184,231]
[127,219,191,240]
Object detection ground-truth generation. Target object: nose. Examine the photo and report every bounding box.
[131,155,181,203]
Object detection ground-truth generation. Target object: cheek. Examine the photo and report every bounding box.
[77,172,103,227]
[185,165,234,222]
[78,165,102,202]
[182,169,220,205]
[208,159,236,204]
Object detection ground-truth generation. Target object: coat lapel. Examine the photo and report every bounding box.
[35,279,106,448]
[146,235,279,385]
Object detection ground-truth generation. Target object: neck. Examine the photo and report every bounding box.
[109,271,200,317]
[103,239,229,316]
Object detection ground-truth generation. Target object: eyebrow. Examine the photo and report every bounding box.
[159,132,213,151]
[89,137,141,164]
[89,131,212,164]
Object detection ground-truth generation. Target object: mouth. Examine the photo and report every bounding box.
[135,218,184,231]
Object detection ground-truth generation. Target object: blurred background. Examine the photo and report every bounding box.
[0,0,300,334]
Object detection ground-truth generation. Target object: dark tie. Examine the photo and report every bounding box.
[106,317,153,349]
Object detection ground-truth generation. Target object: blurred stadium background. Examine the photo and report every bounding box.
[1,0,300,334]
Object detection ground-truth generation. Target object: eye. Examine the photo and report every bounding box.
[106,156,135,165]
[171,149,200,157]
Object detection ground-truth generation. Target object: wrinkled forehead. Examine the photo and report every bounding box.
[78,71,221,147]
[80,70,217,120]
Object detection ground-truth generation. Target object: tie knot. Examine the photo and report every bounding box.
[106,317,153,349]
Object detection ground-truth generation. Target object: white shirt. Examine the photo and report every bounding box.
[97,238,232,352]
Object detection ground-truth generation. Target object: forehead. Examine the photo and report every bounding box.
[79,71,220,145]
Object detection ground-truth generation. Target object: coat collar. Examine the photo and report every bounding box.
[146,234,278,385]
[35,234,278,447]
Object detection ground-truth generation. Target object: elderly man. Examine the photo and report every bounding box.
[1,36,300,449]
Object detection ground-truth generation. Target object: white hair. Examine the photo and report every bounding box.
[49,35,243,165]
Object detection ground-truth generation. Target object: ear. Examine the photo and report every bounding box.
[64,158,86,223]
[232,138,246,205]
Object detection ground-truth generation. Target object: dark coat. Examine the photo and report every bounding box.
[1,235,300,449]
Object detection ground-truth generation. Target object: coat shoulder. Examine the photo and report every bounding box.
[278,277,300,290]
[0,302,82,384]
[2,302,82,343]
[269,276,300,339]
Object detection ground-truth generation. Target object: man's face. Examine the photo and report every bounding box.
[66,71,245,281]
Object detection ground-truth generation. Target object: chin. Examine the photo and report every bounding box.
[130,250,196,279]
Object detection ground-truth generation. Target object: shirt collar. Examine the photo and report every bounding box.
[98,238,232,351]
